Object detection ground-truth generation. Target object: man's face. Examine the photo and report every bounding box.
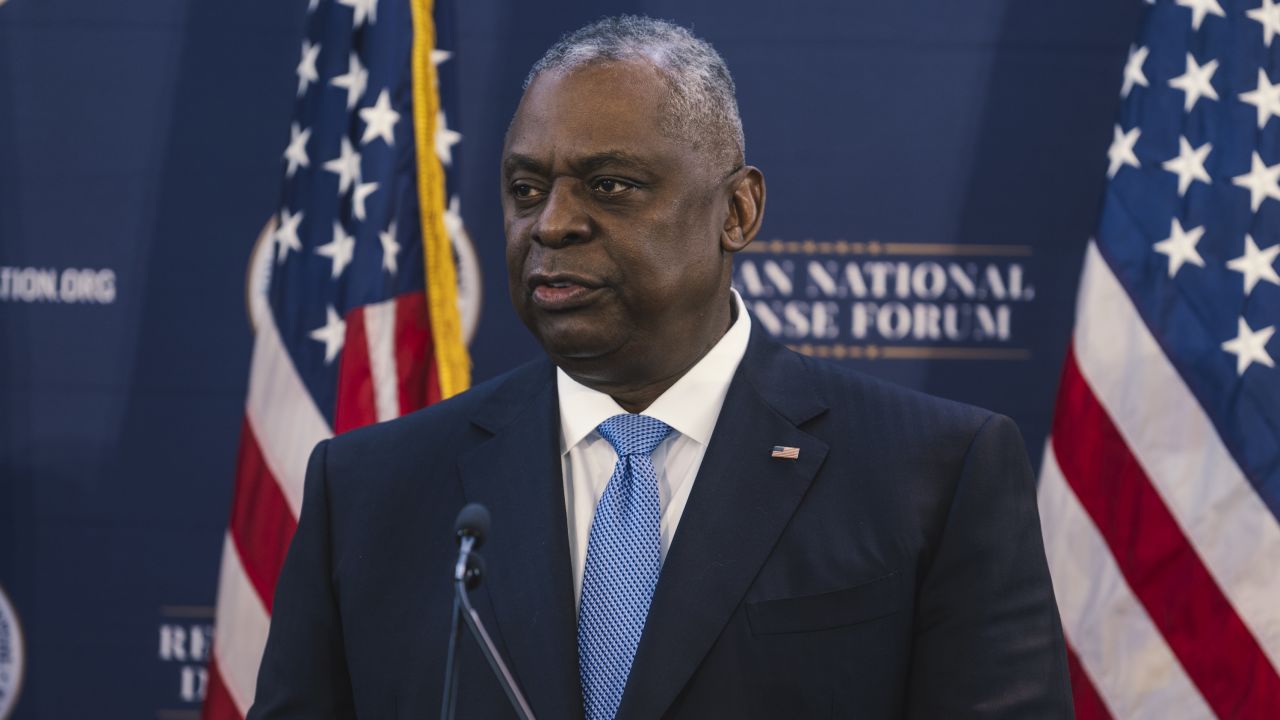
[502,60,735,385]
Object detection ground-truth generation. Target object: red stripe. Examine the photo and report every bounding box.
[1052,346,1280,717]
[201,657,242,720]
[1065,641,1113,720]
[334,305,378,434]
[395,290,436,413]
[228,420,298,613]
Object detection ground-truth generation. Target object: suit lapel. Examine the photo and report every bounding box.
[458,359,584,720]
[617,332,830,720]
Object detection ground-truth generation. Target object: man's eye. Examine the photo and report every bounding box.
[592,178,633,195]
[512,183,543,199]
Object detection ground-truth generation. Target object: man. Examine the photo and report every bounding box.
[250,16,1073,719]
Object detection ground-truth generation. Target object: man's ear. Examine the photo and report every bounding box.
[721,166,766,253]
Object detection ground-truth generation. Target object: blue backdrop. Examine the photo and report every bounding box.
[0,0,1142,716]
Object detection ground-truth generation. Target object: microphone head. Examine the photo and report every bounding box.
[454,503,490,548]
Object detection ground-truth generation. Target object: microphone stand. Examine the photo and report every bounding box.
[441,533,537,720]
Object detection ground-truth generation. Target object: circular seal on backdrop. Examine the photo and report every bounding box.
[446,195,483,345]
[0,584,25,720]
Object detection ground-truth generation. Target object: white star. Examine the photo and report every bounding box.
[338,0,377,28]
[1227,235,1280,295]
[323,137,362,195]
[1248,0,1280,47]
[1108,125,1142,178]
[316,221,356,278]
[1221,317,1275,375]
[283,123,311,178]
[1121,45,1150,98]
[1161,136,1212,196]
[352,181,379,221]
[444,194,464,239]
[331,52,368,110]
[359,89,400,146]
[1168,53,1219,111]
[1232,152,1280,212]
[1176,0,1226,30]
[379,221,400,275]
[310,305,347,365]
[1153,218,1206,278]
[1240,69,1280,129]
[436,110,461,166]
[273,208,304,263]
[296,40,321,97]
[432,49,453,68]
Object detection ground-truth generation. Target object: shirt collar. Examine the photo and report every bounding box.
[557,289,753,453]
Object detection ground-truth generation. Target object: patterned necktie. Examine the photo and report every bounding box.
[578,413,674,720]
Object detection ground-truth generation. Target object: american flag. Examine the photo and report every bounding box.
[1038,0,1280,717]
[202,0,470,716]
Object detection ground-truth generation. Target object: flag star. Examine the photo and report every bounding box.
[283,123,311,178]
[1168,53,1219,112]
[1248,0,1280,47]
[323,137,362,195]
[436,110,462,166]
[432,49,453,68]
[1221,317,1275,375]
[1232,152,1280,212]
[1161,136,1212,196]
[316,221,356,278]
[310,305,347,365]
[338,0,377,27]
[331,52,369,110]
[352,181,379,221]
[1240,69,1280,129]
[1108,125,1142,178]
[1153,218,1206,278]
[296,40,321,97]
[379,221,400,275]
[273,208,304,263]
[359,89,400,146]
[1227,235,1280,295]
[444,194,464,239]
[1121,45,1150,98]
[1176,0,1226,30]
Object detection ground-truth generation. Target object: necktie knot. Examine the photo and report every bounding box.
[596,413,673,458]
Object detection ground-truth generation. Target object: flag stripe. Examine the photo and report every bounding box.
[202,658,241,720]
[1074,242,1280,675]
[1064,643,1114,720]
[1052,349,1280,716]
[334,305,378,435]
[395,290,434,413]
[228,421,299,613]
[1039,443,1213,719]
[245,305,332,519]
[365,297,401,422]
[211,533,271,716]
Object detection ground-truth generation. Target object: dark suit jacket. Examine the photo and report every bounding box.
[248,328,1073,719]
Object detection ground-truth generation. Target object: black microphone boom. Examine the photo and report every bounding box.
[440,503,537,720]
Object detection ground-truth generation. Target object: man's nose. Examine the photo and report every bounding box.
[531,180,591,248]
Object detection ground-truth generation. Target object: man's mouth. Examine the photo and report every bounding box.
[528,274,605,310]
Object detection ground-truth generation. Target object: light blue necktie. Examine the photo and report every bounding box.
[578,413,673,720]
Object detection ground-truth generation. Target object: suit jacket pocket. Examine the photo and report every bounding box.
[746,572,901,635]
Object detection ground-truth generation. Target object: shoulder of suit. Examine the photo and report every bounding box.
[323,356,549,458]
[784,347,1000,437]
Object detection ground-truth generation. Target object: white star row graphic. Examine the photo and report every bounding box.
[1123,46,1280,124]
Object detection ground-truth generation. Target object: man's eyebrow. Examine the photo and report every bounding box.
[569,151,656,175]
[502,153,549,177]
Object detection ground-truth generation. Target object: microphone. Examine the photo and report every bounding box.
[440,503,537,720]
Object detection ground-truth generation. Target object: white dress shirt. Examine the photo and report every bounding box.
[557,290,752,604]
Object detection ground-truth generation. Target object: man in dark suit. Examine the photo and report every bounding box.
[249,16,1073,719]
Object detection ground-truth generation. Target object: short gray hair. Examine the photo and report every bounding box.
[524,15,746,168]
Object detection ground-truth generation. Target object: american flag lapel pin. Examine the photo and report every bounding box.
[770,445,800,460]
